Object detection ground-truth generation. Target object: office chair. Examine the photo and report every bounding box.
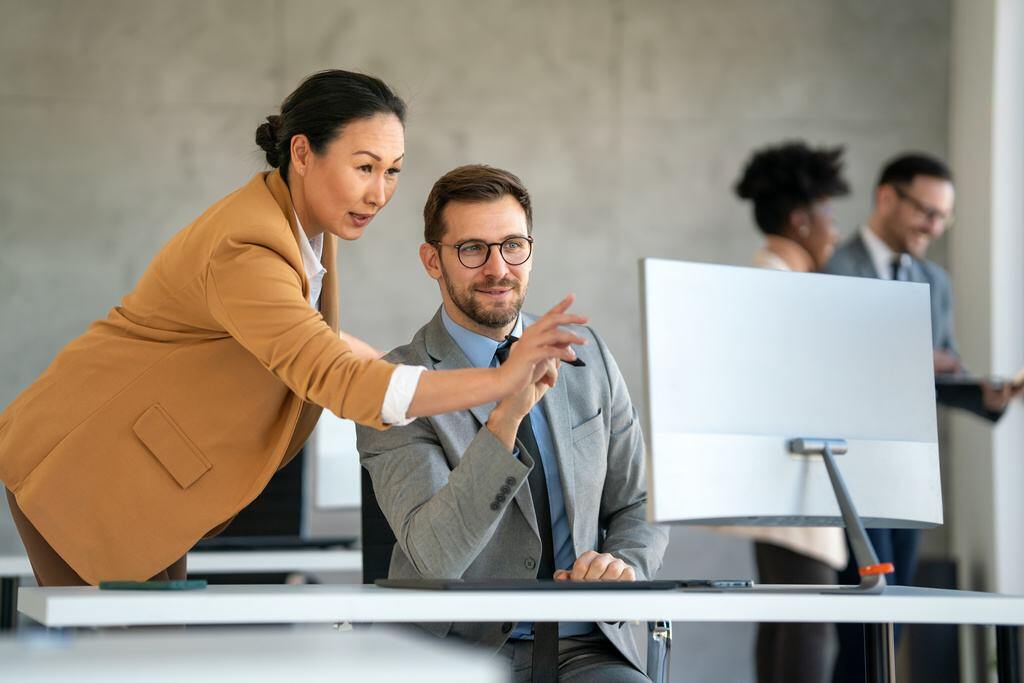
[360,469,672,683]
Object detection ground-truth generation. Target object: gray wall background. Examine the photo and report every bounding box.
[0,1,950,680]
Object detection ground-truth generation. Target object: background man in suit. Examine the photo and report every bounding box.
[357,164,668,683]
[823,153,1022,682]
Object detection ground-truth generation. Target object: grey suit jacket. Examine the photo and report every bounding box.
[824,232,1001,421]
[356,309,669,670]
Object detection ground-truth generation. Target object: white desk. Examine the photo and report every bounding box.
[18,583,1024,628]
[0,549,360,631]
[18,584,1024,683]
[0,626,503,682]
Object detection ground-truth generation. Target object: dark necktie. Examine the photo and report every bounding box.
[890,254,907,282]
[495,335,559,683]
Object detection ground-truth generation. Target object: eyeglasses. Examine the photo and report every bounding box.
[893,185,955,228]
[429,236,534,269]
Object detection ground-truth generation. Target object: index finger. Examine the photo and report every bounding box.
[548,293,575,314]
[530,313,590,333]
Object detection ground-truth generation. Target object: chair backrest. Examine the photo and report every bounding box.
[360,468,397,584]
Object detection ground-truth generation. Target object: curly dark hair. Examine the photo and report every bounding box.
[734,141,850,235]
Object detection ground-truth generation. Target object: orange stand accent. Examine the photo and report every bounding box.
[858,562,895,577]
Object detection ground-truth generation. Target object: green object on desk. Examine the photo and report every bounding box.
[99,579,207,591]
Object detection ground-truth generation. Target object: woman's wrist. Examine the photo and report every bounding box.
[492,363,516,399]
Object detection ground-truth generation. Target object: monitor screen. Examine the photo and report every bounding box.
[640,259,942,528]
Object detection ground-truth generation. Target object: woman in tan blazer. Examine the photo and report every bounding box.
[0,70,586,587]
[731,141,850,683]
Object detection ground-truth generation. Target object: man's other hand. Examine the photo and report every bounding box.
[496,358,559,420]
[552,551,636,582]
[981,380,1024,413]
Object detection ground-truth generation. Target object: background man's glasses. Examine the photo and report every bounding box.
[893,185,955,228]
[429,236,534,269]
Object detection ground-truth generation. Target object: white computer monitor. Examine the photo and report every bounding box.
[640,258,942,528]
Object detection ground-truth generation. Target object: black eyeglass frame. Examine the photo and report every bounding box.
[428,235,535,269]
[892,185,955,228]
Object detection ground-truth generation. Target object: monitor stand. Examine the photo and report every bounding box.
[788,437,892,595]
[699,438,893,596]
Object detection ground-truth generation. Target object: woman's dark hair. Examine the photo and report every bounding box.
[255,69,406,182]
[423,165,533,243]
[734,141,849,235]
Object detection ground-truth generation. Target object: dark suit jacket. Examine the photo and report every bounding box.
[823,232,1001,422]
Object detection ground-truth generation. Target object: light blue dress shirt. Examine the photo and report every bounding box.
[440,307,591,639]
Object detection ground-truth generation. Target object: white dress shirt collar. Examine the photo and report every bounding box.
[860,225,897,280]
[292,211,327,307]
[439,306,524,368]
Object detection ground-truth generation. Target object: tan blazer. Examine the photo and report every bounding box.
[0,171,395,583]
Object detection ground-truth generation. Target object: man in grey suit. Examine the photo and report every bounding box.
[824,153,1021,682]
[357,164,668,683]
[825,153,1018,421]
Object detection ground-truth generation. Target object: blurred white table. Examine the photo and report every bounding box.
[0,625,503,682]
[0,549,360,631]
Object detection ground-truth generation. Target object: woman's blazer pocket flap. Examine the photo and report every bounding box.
[133,404,211,489]
[571,408,604,443]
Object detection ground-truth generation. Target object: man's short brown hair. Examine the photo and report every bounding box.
[423,164,533,243]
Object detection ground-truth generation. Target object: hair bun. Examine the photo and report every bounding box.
[255,115,283,167]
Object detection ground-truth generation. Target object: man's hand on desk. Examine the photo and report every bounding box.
[981,380,1024,413]
[552,551,636,582]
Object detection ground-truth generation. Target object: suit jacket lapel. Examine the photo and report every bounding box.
[265,170,313,305]
[906,258,929,285]
[850,233,882,279]
[423,309,539,536]
[423,310,493,426]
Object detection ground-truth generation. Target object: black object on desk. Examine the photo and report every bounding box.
[99,580,207,591]
[376,578,680,591]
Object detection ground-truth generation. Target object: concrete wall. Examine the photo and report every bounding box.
[0,1,951,680]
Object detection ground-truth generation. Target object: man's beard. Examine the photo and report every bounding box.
[442,265,525,329]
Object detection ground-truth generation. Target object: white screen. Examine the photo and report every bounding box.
[641,259,942,527]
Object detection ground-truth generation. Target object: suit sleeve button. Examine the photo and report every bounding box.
[525,558,537,570]
[505,477,516,486]
[496,493,506,503]
[490,502,500,511]
[500,485,512,495]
